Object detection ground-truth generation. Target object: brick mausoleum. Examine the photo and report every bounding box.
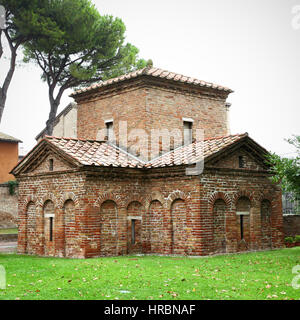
[12,67,284,258]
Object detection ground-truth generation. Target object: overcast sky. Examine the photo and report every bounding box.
[0,0,299,157]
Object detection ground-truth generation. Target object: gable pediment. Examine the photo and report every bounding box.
[11,140,80,176]
[205,137,270,171]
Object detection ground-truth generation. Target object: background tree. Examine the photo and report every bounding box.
[268,135,300,200]
[0,0,62,123]
[23,0,147,136]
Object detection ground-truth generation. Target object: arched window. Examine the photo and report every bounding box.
[127,201,143,254]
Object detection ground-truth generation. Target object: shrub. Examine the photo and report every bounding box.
[294,235,300,242]
[285,236,295,243]
[7,180,18,195]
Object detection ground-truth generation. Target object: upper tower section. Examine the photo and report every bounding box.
[71,67,233,160]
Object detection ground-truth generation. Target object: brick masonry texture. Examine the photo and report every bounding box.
[283,215,300,237]
[14,157,283,258]
[76,78,229,161]
[12,69,284,258]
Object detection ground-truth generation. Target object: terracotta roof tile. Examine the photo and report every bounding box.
[71,67,233,97]
[147,133,248,168]
[44,134,247,169]
[45,136,145,168]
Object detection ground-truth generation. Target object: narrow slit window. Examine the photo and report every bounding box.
[240,215,244,240]
[49,217,53,241]
[131,219,136,245]
[49,159,54,171]
[239,156,245,168]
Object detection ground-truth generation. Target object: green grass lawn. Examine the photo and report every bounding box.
[0,248,300,300]
[0,228,17,234]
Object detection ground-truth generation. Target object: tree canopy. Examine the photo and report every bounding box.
[23,0,147,135]
[268,135,300,199]
[0,0,64,123]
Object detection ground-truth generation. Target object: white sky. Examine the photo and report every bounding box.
[0,0,299,157]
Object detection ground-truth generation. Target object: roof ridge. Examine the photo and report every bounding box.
[44,135,106,143]
[204,133,248,141]
[70,67,233,97]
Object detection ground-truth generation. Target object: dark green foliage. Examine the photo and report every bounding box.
[0,0,64,123]
[7,180,18,195]
[294,235,300,242]
[22,0,147,135]
[284,237,295,243]
[267,135,300,200]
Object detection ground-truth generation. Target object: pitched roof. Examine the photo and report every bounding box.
[70,67,233,97]
[46,134,254,168]
[45,136,145,168]
[12,133,268,175]
[0,132,22,143]
[147,133,249,168]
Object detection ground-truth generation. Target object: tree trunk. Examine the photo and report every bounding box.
[0,29,3,60]
[44,83,67,136]
[45,101,59,136]
[0,93,6,124]
[0,34,18,124]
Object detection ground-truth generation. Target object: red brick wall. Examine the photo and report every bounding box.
[212,199,226,253]
[145,86,228,140]
[127,201,143,254]
[17,171,87,258]
[200,169,283,255]
[31,153,72,174]
[283,215,300,237]
[16,162,284,258]
[213,148,265,171]
[76,82,229,160]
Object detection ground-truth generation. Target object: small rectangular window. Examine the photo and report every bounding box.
[49,159,54,171]
[239,156,245,168]
[183,121,193,145]
[105,121,114,142]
